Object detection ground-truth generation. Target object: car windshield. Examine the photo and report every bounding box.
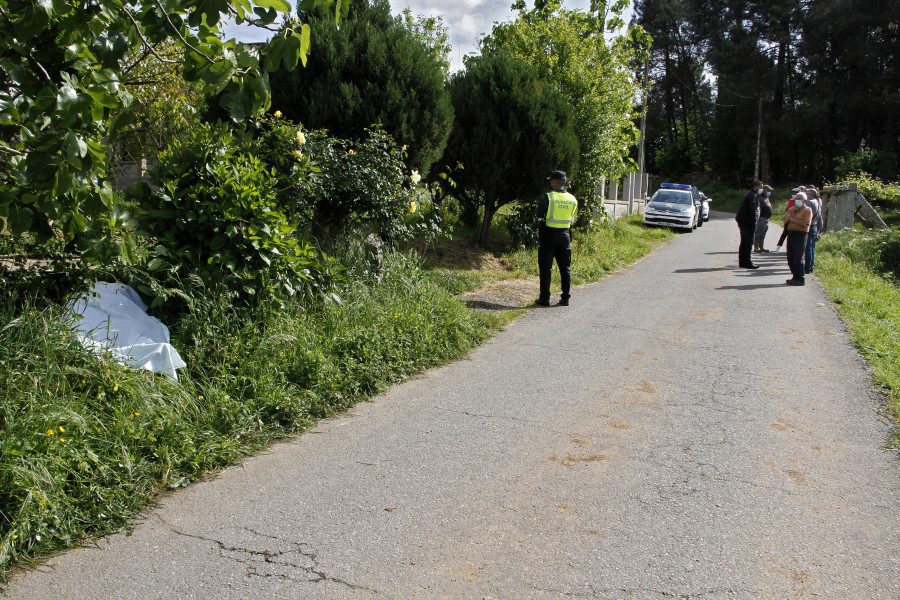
[654,190,692,205]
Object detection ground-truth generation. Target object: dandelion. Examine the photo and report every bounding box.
[410,170,421,184]
[46,429,54,436]
[274,110,282,118]
[296,130,306,144]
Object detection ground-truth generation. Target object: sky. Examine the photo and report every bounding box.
[224,1,629,72]
[388,0,596,70]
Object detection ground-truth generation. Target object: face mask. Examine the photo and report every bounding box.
[794,199,804,209]
[757,188,764,195]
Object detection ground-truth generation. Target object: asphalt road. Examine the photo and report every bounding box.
[5,211,900,599]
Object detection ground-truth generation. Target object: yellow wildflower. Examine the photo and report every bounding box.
[113,383,119,392]
[296,130,306,144]
[409,202,418,213]
[58,426,64,433]
[46,429,54,436]
[274,110,282,118]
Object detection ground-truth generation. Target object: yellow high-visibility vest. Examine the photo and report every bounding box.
[545,191,578,228]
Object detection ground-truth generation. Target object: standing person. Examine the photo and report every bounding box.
[736,180,763,269]
[535,170,578,307]
[804,188,824,273]
[783,191,813,286]
[775,186,804,251]
[754,184,774,252]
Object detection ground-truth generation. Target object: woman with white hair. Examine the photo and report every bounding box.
[782,191,814,286]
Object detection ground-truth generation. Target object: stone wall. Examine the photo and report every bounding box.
[821,183,887,231]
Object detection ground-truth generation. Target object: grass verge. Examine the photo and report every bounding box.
[815,234,900,441]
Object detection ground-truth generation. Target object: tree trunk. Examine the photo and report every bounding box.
[475,202,498,246]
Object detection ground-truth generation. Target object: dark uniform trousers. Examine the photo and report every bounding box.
[786,230,808,282]
[538,228,572,303]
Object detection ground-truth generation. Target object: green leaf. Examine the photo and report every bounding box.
[255,0,291,12]
[52,167,74,197]
[263,34,285,71]
[6,206,34,236]
[85,140,107,162]
[298,25,311,68]
[147,258,169,271]
[99,185,116,208]
[57,86,80,111]
[108,108,134,140]
[65,132,88,158]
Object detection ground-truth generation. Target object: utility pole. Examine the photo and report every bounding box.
[754,96,762,180]
[638,59,650,175]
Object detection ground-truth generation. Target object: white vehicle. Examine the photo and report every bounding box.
[643,183,698,232]
[699,191,711,222]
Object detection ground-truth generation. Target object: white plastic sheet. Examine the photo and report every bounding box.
[67,282,186,379]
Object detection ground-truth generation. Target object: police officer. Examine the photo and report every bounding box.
[535,170,578,306]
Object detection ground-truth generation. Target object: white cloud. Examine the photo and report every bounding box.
[390,0,601,70]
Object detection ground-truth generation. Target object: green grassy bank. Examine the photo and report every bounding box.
[815,230,900,434]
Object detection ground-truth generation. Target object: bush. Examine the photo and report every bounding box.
[135,122,333,308]
[295,127,447,249]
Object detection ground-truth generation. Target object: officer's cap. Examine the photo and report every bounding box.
[547,170,567,182]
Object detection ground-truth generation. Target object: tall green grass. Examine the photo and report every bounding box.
[816,232,900,438]
[0,252,493,578]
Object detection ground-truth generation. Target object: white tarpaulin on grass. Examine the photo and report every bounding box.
[67,282,186,379]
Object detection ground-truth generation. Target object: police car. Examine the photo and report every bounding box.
[642,183,699,231]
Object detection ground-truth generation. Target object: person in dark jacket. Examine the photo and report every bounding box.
[736,180,763,269]
[754,184,774,252]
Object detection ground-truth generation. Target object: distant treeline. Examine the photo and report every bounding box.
[635,0,900,185]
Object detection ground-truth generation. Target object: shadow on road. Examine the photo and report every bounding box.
[465,300,524,311]
[716,283,794,290]
[674,267,734,273]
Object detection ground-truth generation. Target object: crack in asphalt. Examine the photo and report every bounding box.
[163,521,378,593]
[428,406,569,434]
